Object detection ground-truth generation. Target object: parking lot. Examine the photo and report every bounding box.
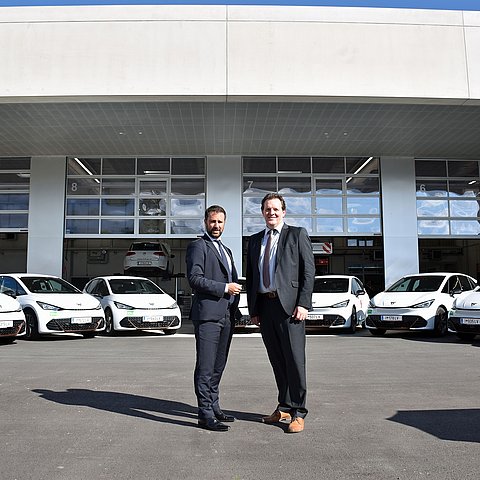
[1,326,479,480]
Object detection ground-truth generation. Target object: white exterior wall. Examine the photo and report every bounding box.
[27,157,66,276]
[206,156,243,272]
[0,5,479,103]
[381,157,419,288]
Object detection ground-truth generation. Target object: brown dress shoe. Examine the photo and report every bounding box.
[262,409,292,424]
[287,417,304,433]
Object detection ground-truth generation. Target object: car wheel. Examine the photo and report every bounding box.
[369,328,386,336]
[456,332,476,341]
[24,310,40,340]
[163,329,177,336]
[433,307,448,337]
[346,307,357,334]
[104,309,116,336]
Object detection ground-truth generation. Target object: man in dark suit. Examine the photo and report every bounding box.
[246,193,315,433]
[186,205,242,432]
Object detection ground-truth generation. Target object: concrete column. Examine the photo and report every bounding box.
[381,156,419,288]
[206,156,243,273]
[27,156,66,276]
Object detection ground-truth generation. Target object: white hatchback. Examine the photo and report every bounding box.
[448,287,480,340]
[84,276,181,335]
[123,241,175,278]
[0,274,105,340]
[0,292,26,342]
[366,272,476,336]
[306,275,370,333]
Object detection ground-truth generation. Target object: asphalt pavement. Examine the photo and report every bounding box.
[1,325,479,480]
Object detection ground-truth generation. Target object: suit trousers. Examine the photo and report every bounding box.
[193,314,233,420]
[258,296,308,418]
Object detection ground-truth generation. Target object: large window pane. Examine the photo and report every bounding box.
[416,160,447,177]
[65,219,99,234]
[0,173,30,190]
[100,219,134,234]
[417,199,448,217]
[0,157,30,170]
[243,197,263,215]
[315,179,342,195]
[286,217,312,233]
[171,219,203,235]
[417,219,449,235]
[312,157,344,174]
[172,157,205,175]
[347,197,380,215]
[451,220,480,235]
[448,180,479,198]
[67,178,100,196]
[447,160,479,178]
[0,213,28,228]
[283,196,312,215]
[278,157,311,173]
[137,158,170,175]
[346,157,378,175]
[347,217,381,234]
[139,180,167,196]
[67,199,99,216]
[449,200,480,217]
[243,177,276,194]
[102,158,135,175]
[101,179,135,196]
[0,193,29,210]
[139,198,166,216]
[243,157,276,174]
[316,197,342,215]
[346,177,379,195]
[416,180,448,197]
[171,198,204,217]
[139,219,166,234]
[68,158,101,176]
[243,217,265,235]
[316,217,344,233]
[278,177,311,194]
[101,199,135,216]
[171,178,204,196]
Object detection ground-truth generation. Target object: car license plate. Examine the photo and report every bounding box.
[144,315,162,322]
[0,320,13,328]
[460,318,480,325]
[308,314,323,320]
[381,315,402,322]
[138,261,152,265]
[71,317,91,324]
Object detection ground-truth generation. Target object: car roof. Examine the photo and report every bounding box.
[2,273,59,278]
[89,276,153,281]
[314,275,354,279]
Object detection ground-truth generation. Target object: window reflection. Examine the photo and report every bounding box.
[67,199,99,216]
[282,196,312,215]
[278,178,311,194]
[139,198,166,216]
[315,179,342,195]
[68,158,101,176]
[102,158,135,176]
[243,197,263,215]
[171,198,204,217]
[243,177,276,194]
[416,180,447,197]
[0,213,28,229]
[346,177,379,195]
[285,217,313,233]
[243,217,266,235]
[417,219,449,235]
[101,179,135,196]
[67,178,100,196]
[316,217,343,233]
[451,220,480,235]
[171,178,204,196]
[171,219,203,235]
[347,217,381,234]
[347,197,379,215]
[416,199,448,217]
[139,219,166,234]
[448,181,479,197]
[65,219,99,235]
[101,199,134,216]
[100,219,134,234]
[315,197,342,215]
[0,193,29,210]
[139,180,167,196]
[450,200,479,218]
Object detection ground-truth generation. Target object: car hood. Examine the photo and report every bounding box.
[454,291,480,310]
[0,294,22,312]
[311,292,350,308]
[25,293,100,310]
[108,294,176,309]
[372,292,438,308]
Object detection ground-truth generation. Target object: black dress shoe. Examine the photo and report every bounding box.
[215,411,236,422]
[198,418,230,432]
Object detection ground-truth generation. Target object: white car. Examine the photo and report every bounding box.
[366,272,476,336]
[448,287,480,340]
[123,241,175,278]
[306,275,370,333]
[0,292,26,343]
[84,276,181,335]
[234,277,259,332]
[0,274,105,340]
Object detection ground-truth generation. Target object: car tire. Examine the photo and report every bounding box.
[24,310,40,340]
[369,328,386,336]
[163,329,177,336]
[433,307,448,337]
[346,307,357,334]
[104,309,116,336]
[455,332,477,340]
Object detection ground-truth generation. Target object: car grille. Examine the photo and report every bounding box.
[119,316,180,329]
[366,315,428,329]
[306,315,344,327]
[0,319,26,337]
[448,318,480,333]
[46,317,104,332]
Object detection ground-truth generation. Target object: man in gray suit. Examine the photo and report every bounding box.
[246,193,315,433]
[186,205,242,432]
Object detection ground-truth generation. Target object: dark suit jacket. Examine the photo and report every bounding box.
[186,234,239,322]
[246,224,315,317]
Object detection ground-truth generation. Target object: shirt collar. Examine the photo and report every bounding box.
[265,222,284,236]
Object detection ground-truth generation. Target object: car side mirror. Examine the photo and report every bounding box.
[2,288,16,298]
[450,287,462,296]
[171,254,176,259]
[355,289,365,296]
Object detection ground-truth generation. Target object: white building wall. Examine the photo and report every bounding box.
[27,157,66,276]
[0,5,479,103]
[206,156,243,273]
[381,157,419,288]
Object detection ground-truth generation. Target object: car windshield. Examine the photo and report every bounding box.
[129,242,161,251]
[22,277,80,294]
[386,275,444,293]
[314,278,349,293]
[108,278,164,295]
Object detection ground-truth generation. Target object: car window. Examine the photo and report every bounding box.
[0,276,26,296]
[458,275,474,292]
[387,276,444,293]
[129,242,161,251]
[351,278,364,294]
[108,278,164,294]
[85,279,98,294]
[21,277,80,294]
[97,280,110,296]
[314,278,349,293]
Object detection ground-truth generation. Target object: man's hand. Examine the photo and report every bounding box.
[227,282,242,296]
[292,306,308,322]
[251,315,261,326]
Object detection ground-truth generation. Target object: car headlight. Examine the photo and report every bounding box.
[37,301,62,311]
[331,300,349,308]
[94,303,102,310]
[167,302,178,309]
[450,300,457,311]
[114,301,134,310]
[411,299,434,308]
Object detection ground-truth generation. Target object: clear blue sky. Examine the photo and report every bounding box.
[0,1,480,12]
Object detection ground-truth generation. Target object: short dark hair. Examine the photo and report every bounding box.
[261,193,286,212]
[204,204,226,221]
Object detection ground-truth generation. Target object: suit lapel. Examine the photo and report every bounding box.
[204,234,230,273]
[275,224,289,267]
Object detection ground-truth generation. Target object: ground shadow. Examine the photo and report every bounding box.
[388,409,480,443]
[32,388,262,427]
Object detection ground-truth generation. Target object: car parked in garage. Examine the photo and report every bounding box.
[448,287,480,340]
[123,241,174,278]
[0,292,26,343]
[84,276,181,336]
[0,274,105,340]
[306,275,370,333]
[234,277,259,332]
[366,272,476,336]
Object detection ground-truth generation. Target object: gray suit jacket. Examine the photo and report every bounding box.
[186,234,239,322]
[246,224,315,317]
